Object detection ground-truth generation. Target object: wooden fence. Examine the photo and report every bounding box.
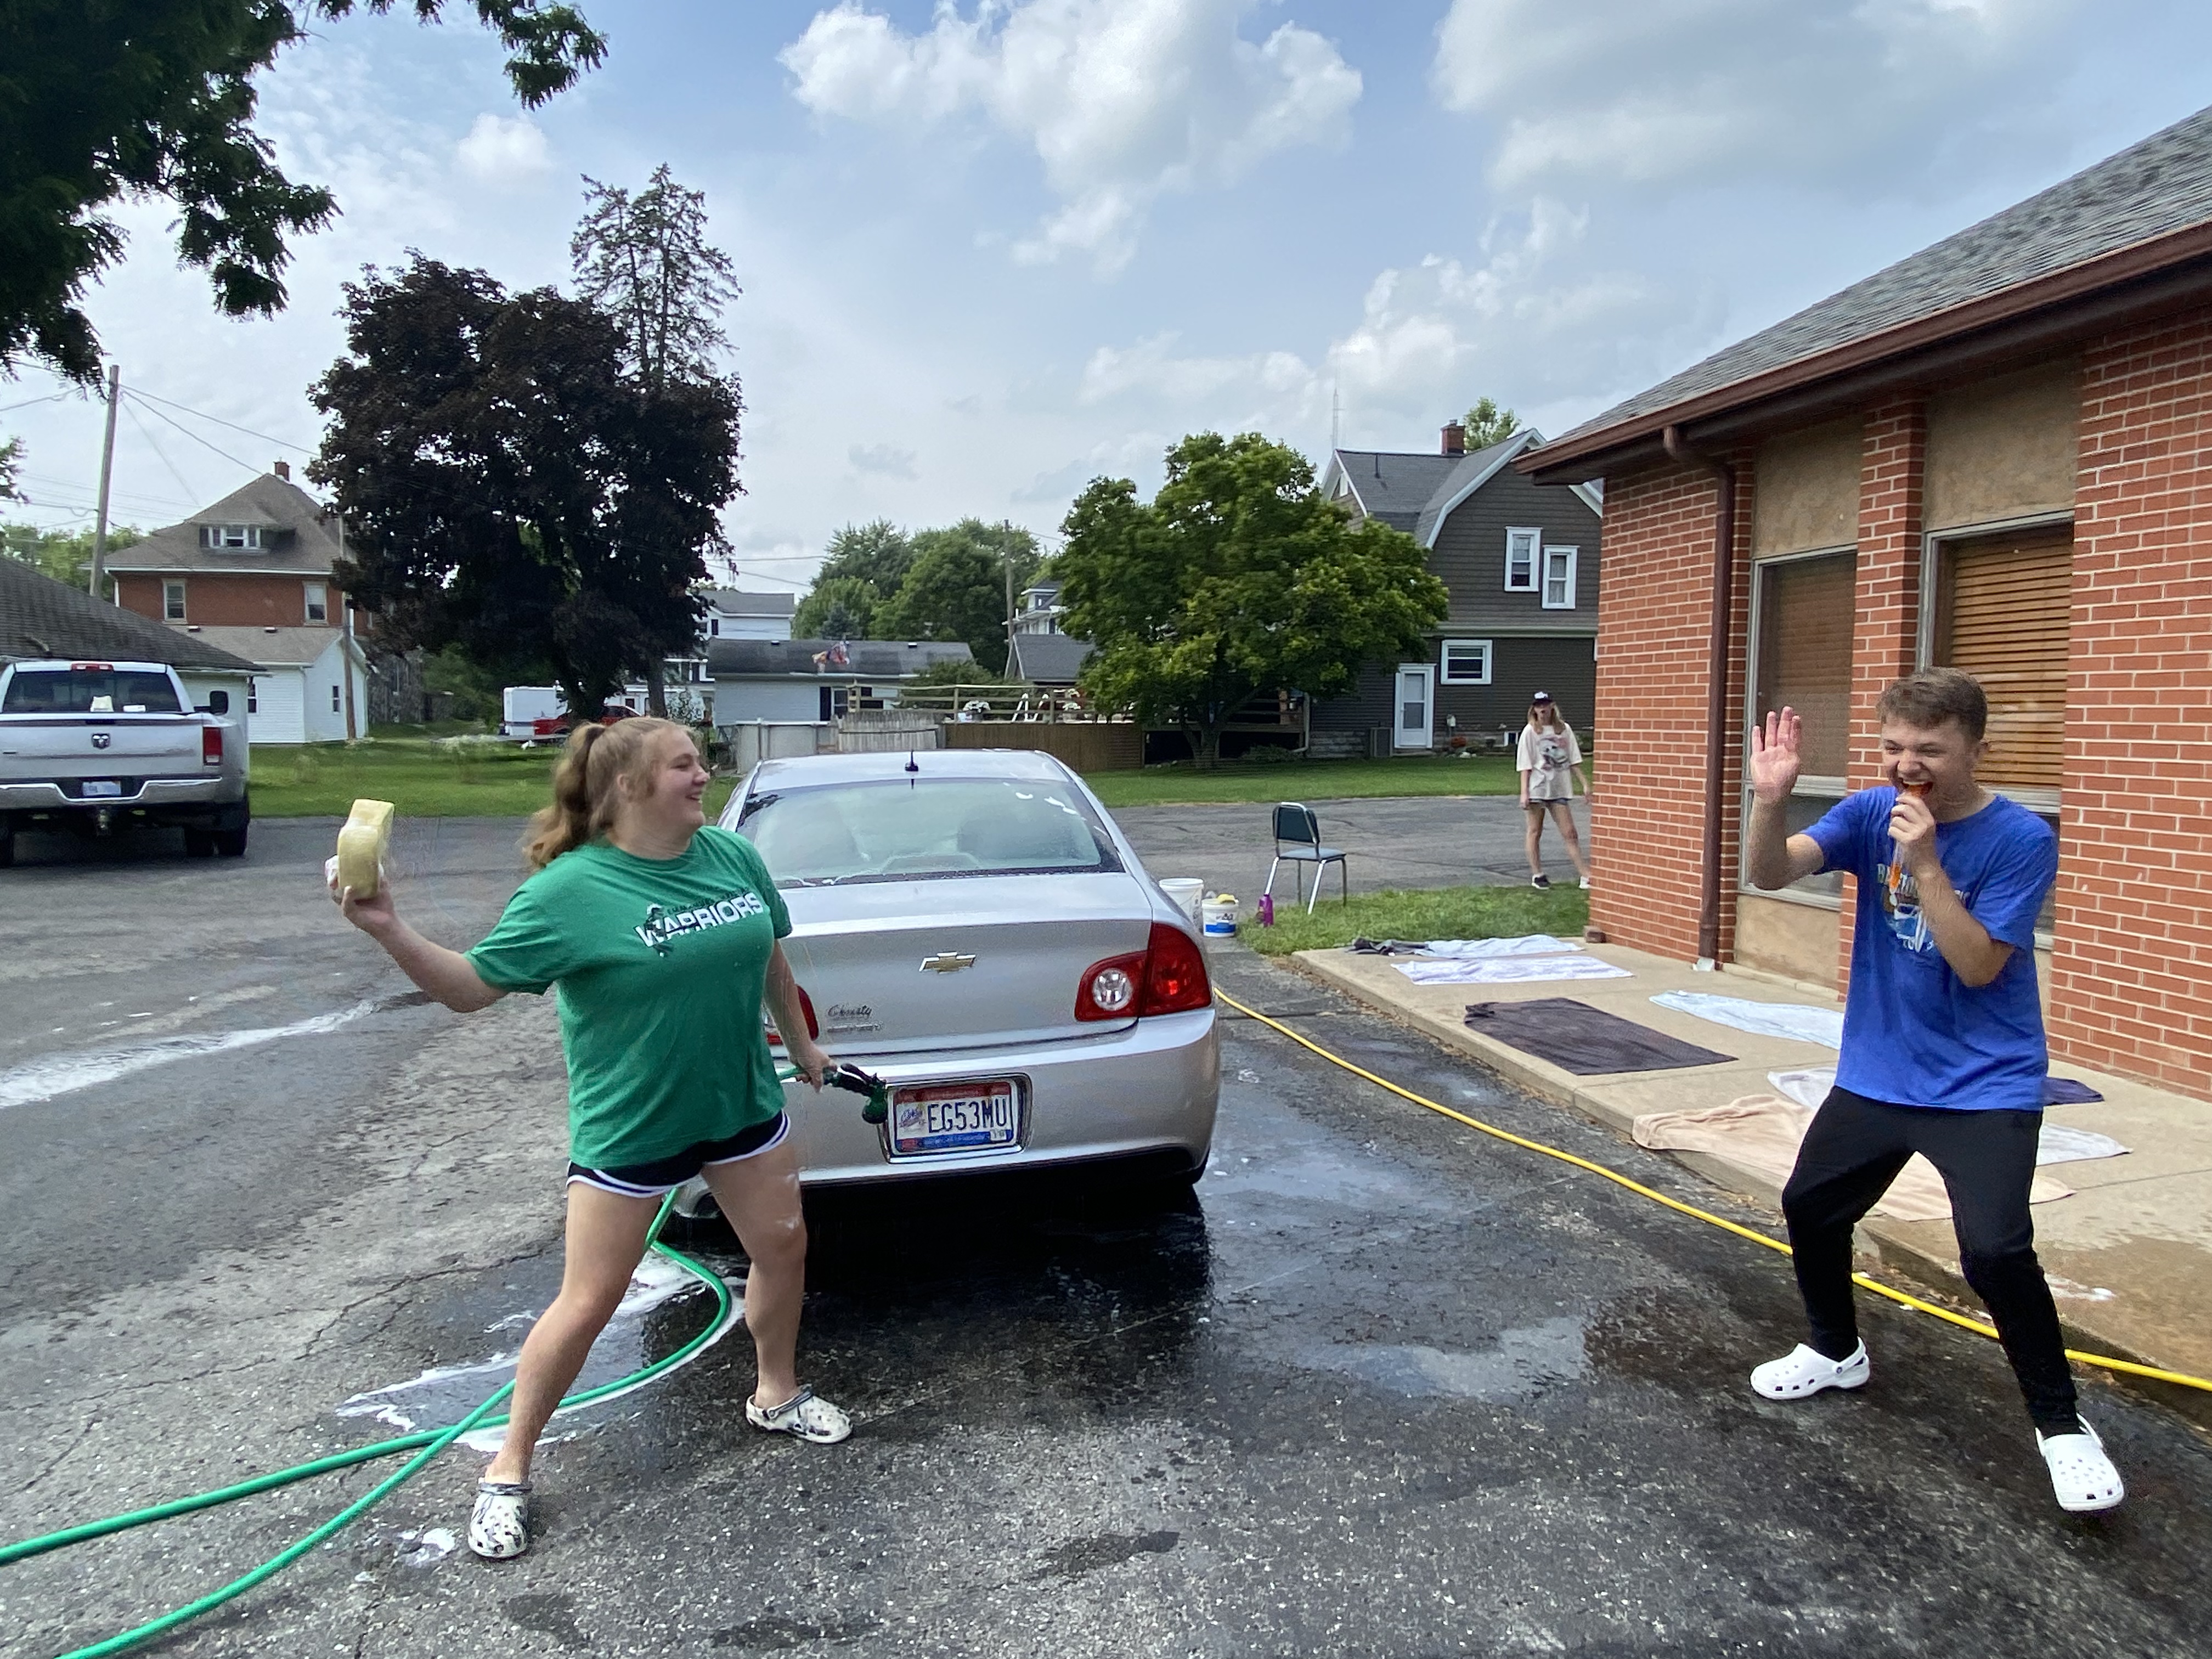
[942,721,1143,771]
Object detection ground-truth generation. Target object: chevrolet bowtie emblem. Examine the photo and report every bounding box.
[920,951,977,973]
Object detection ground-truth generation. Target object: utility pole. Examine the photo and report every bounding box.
[87,364,119,599]
[337,511,359,740]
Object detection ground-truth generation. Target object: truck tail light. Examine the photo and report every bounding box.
[766,984,819,1046]
[201,724,224,767]
[1076,923,1212,1022]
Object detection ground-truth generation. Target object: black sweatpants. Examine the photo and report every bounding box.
[1781,1086,2080,1434]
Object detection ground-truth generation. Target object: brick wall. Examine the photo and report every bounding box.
[1588,456,1751,960]
[1835,397,1929,981]
[2050,313,2212,1094]
[115,572,342,629]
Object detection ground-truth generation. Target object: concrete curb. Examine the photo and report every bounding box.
[1281,947,2212,1429]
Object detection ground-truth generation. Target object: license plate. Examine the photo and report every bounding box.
[890,1080,1019,1155]
[81,780,122,798]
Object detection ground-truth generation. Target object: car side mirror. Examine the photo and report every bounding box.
[201,691,230,715]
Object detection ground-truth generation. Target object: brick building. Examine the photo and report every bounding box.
[106,464,373,741]
[1517,106,2212,1098]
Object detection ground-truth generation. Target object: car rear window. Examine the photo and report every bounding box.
[738,777,1124,885]
[2,669,183,715]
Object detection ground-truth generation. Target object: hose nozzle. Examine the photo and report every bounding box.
[826,1062,891,1124]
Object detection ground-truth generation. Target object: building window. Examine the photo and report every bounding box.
[1439,638,1493,684]
[1542,546,1579,609]
[1505,527,1539,592]
[331,684,343,713]
[200,524,262,549]
[163,580,187,622]
[304,580,328,624]
[709,617,721,636]
[247,679,259,715]
[1744,547,1857,901]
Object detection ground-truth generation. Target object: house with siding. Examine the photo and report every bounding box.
[1516,103,2212,1100]
[1314,425,1602,755]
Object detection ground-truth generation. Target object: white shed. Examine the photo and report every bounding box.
[180,625,371,744]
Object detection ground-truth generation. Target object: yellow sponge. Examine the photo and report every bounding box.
[335,799,396,898]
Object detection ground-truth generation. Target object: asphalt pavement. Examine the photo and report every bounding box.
[2,814,2209,1658]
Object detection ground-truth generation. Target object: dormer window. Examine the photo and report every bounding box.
[201,524,263,549]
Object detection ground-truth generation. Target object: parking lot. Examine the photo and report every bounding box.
[4,812,2210,1658]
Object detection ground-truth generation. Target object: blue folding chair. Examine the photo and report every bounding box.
[1265,802,1349,915]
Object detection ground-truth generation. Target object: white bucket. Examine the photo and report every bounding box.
[1201,894,1239,936]
[1160,878,1204,927]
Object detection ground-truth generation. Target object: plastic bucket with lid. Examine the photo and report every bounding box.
[1160,878,1204,927]
[1201,894,1239,936]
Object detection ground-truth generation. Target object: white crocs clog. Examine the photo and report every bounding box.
[746,1385,851,1444]
[2040,1418,2125,1514]
[1751,1341,1870,1401]
[468,1480,532,1560]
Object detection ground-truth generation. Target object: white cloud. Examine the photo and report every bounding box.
[455,112,552,183]
[1072,200,1708,446]
[849,442,919,477]
[781,0,1361,272]
[1432,0,2077,191]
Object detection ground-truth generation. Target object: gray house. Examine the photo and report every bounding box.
[1313,425,1603,754]
[707,637,974,723]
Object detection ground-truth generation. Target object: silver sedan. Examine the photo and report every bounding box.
[679,747,1218,1207]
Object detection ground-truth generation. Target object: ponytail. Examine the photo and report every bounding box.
[521,715,693,871]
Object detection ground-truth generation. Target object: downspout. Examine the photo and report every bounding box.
[1662,424,1736,970]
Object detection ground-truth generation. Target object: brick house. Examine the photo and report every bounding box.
[1316,425,1602,756]
[1516,105,2212,1098]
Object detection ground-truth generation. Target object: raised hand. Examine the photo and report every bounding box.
[1748,708,1803,804]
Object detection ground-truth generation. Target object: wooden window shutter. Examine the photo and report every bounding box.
[1931,528,2072,793]
[1753,550,1857,778]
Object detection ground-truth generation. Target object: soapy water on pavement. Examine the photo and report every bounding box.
[335,1254,746,1452]
[0,990,433,1111]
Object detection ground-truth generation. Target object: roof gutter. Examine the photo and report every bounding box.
[1662,424,1736,970]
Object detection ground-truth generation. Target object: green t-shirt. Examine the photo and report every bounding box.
[466,827,792,1169]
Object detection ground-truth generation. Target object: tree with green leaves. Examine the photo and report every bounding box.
[0,436,20,503]
[1057,432,1447,769]
[311,255,740,721]
[3,520,143,586]
[1,1,605,383]
[872,518,1040,674]
[568,163,743,713]
[1460,396,1520,449]
[792,520,913,639]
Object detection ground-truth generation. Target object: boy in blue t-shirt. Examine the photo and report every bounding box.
[1743,669,2124,1514]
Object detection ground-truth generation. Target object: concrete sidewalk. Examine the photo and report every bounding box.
[1285,938,2212,1420]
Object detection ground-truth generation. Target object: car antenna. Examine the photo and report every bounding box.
[905,750,919,773]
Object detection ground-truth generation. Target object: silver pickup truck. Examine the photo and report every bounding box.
[0,659,250,866]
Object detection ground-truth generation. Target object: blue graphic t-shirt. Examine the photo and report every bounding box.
[1805,787,2057,1111]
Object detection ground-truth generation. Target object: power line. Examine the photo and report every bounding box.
[122,392,261,477]
[0,393,69,417]
[121,398,202,504]
[125,386,313,455]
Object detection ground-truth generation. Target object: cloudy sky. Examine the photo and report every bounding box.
[7,0,2211,591]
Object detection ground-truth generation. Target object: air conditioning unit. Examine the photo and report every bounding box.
[1368,724,1394,759]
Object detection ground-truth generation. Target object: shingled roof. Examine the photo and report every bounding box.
[1528,104,2212,473]
[106,471,342,576]
[0,558,257,670]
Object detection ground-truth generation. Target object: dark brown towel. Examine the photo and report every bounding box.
[1464,998,1735,1075]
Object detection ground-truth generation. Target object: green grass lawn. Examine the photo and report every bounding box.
[1239,882,1589,957]
[248,739,741,820]
[1084,753,1519,808]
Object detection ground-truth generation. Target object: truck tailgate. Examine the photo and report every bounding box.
[0,717,206,778]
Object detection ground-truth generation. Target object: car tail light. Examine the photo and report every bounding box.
[1076,923,1212,1022]
[1076,950,1147,1021]
[1137,922,1210,1015]
[766,984,819,1046]
[201,724,224,767]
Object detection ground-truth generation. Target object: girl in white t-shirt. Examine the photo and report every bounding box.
[1516,692,1590,889]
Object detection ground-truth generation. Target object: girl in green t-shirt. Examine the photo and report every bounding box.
[332,717,847,1561]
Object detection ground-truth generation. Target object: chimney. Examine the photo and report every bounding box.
[273,459,291,481]
[1441,422,1466,456]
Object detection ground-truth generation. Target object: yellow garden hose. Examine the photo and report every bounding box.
[1216,988,2212,1396]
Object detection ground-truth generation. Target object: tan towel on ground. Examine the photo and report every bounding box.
[1632,1095,2072,1223]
